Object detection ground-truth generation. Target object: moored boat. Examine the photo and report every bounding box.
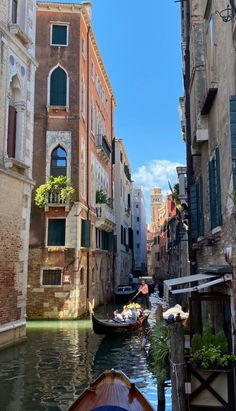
[114,284,138,303]
[67,369,154,411]
[91,311,149,335]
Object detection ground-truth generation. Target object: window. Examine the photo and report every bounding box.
[80,268,84,285]
[91,62,94,80]
[91,99,94,133]
[42,269,62,286]
[81,79,85,116]
[47,219,66,246]
[209,148,222,229]
[81,219,91,248]
[137,243,140,248]
[82,37,86,57]
[190,177,204,239]
[50,67,67,106]
[12,0,18,23]
[136,230,139,235]
[136,204,139,208]
[137,217,139,222]
[51,25,68,46]
[92,268,95,283]
[50,146,67,177]
[120,152,123,163]
[121,225,124,244]
[7,105,17,158]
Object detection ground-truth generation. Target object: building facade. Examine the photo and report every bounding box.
[178,0,236,407]
[27,1,116,319]
[150,187,165,233]
[132,187,147,275]
[113,139,133,285]
[0,0,36,349]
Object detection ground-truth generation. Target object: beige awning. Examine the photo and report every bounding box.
[164,273,232,296]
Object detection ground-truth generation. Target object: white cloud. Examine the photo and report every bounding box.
[132,159,184,193]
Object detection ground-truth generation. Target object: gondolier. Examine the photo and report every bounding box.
[139,279,150,309]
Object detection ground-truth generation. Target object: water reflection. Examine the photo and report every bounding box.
[0,318,172,411]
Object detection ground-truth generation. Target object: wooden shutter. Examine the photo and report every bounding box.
[190,184,198,240]
[81,219,91,248]
[108,232,113,252]
[7,105,16,158]
[215,148,222,226]
[48,219,65,246]
[52,25,67,45]
[50,68,67,106]
[128,227,133,250]
[197,176,204,236]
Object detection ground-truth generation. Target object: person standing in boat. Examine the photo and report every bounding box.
[139,279,150,309]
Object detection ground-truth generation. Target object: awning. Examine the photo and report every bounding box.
[164,273,232,296]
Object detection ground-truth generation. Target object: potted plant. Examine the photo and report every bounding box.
[96,189,113,208]
[190,322,236,369]
[34,176,75,208]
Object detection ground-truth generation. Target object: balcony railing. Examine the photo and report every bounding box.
[45,189,70,211]
[96,203,115,232]
[96,134,111,163]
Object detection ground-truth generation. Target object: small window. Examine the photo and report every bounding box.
[82,37,86,57]
[80,267,85,285]
[81,219,91,248]
[92,268,95,283]
[50,146,67,176]
[91,62,94,80]
[51,25,68,46]
[81,79,85,116]
[136,230,139,235]
[7,105,17,158]
[137,243,140,248]
[136,204,139,208]
[50,67,67,106]
[137,217,139,222]
[42,269,62,286]
[120,152,123,163]
[48,219,66,246]
[12,0,18,24]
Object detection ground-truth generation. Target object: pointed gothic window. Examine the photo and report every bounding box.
[50,146,67,177]
[50,67,67,106]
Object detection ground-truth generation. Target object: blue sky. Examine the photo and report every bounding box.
[91,0,185,222]
[39,0,185,222]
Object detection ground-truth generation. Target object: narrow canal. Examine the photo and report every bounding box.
[0,307,172,411]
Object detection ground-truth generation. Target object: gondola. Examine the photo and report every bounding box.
[91,312,149,335]
[67,369,154,411]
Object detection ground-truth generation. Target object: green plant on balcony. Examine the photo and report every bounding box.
[34,176,75,208]
[190,322,236,369]
[96,189,112,208]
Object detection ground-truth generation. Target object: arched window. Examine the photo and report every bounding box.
[50,146,67,177]
[50,67,67,106]
[80,268,84,285]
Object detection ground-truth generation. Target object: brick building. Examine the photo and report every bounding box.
[27,1,116,319]
[0,0,36,349]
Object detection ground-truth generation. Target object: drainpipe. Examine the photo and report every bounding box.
[86,25,91,304]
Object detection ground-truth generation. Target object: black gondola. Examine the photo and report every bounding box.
[91,312,149,335]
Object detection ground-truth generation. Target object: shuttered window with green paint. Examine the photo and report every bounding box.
[209,148,222,229]
[52,25,67,45]
[81,219,91,248]
[50,67,67,106]
[190,176,204,240]
[48,219,66,246]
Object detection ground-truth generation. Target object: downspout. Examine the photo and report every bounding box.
[86,25,91,304]
[184,0,196,274]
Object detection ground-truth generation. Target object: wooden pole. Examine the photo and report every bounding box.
[155,305,165,411]
[170,322,186,411]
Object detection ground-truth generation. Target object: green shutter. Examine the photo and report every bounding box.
[50,67,67,106]
[197,176,204,236]
[190,184,198,240]
[108,232,113,252]
[215,148,222,226]
[230,96,236,189]
[81,220,91,248]
[52,25,67,45]
[209,158,216,229]
[48,219,65,246]
[113,235,117,253]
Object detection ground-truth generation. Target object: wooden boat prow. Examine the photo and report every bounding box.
[68,369,154,411]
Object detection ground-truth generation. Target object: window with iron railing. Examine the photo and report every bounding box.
[42,269,62,286]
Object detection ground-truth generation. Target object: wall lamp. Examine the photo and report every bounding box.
[215,4,235,22]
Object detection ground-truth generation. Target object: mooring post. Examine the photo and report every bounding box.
[170,322,186,411]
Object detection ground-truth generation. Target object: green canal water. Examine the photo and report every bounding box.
[0,314,172,410]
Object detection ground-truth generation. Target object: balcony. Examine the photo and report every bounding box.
[96,134,111,163]
[44,189,70,211]
[96,203,115,232]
